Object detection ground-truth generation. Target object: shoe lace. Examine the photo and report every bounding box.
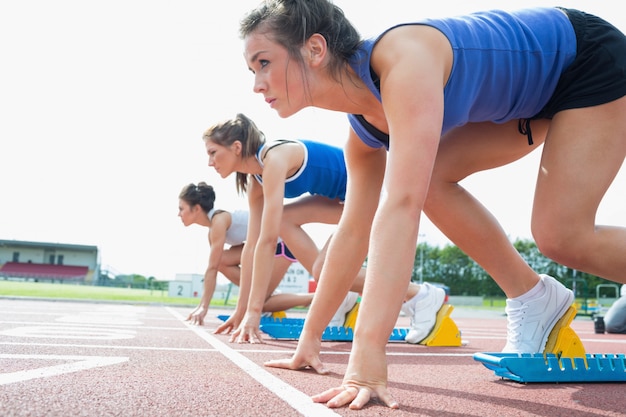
[404,306,418,327]
[505,303,528,343]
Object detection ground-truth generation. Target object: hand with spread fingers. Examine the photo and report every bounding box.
[186,305,208,326]
[264,332,328,374]
[312,384,399,410]
[312,348,399,410]
[231,312,265,344]
[214,313,241,335]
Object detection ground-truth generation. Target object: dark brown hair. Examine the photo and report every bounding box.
[179,182,216,213]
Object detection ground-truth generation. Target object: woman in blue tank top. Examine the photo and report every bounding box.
[203,114,441,346]
[202,113,350,343]
[240,0,626,409]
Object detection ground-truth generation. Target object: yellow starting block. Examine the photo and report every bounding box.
[544,305,586,359]
[343,299,360,329]
[269,310,287,319]
[419,304,463,346]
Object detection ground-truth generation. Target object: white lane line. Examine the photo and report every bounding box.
[0,320,190,331]
[166,307,341,417]
[580,338,626,345]
[0,326,136,340]
[0,354,128,385]
[0,342,486,357]
[0,341,215,352]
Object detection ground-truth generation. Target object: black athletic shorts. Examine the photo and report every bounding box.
[534,8,626,119]
[275,240,297,262]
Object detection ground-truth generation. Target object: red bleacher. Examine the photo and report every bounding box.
[0,262,88,281]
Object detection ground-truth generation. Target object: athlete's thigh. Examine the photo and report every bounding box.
[282,195,343,225]
[221,244,244,266]
[432,119,548,183]
[533,97,626,229]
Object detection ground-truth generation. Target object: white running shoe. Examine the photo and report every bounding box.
[502,274,574,353]
[329,291,359,328]
[403,282,446,344]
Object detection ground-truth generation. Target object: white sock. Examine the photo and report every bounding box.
[407,283,430,305]
[512,278,545,303]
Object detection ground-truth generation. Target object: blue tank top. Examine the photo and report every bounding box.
[348,7,576,149]
[254,140,347,201]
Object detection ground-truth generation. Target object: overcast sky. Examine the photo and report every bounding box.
[1,0,624,281]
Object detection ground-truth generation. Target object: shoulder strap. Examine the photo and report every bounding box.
[260,140,295,161]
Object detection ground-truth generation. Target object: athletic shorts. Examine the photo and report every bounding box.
[274,240,297,262]
[534,8,626,119]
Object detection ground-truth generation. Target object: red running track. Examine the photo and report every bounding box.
[1,298,625,417]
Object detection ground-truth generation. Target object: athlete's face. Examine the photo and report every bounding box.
[205,139,240,178]
[178,199,197,227]
[244,32,308,118]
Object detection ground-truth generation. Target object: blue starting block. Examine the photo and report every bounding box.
[216,314,408,341]
[217,314,304,325]
[260,323,410,342]
[473,352,626,383]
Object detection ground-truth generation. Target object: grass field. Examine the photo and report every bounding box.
[0,280,524,313]
[0,280,238,307]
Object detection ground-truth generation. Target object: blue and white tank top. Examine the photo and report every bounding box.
[253,139,347,201]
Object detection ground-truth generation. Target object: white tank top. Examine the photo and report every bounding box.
[208,209,248,246]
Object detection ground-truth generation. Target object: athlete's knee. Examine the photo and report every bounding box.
[217,261,228,274]
[605,312,626,334]
[532,224,590,269]
[311,255,324,281]
[423,180,459,215]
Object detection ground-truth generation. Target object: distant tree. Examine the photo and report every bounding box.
[408,237,614,298]
[411,244,489,296]
[112,273,148,288]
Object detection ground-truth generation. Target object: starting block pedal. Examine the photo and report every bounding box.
[473,305,626,383]
[544,305,586,359]
[342,299,360,329]
[419,304,463,346]
[268,310,287,319]
[473,352,626,383]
